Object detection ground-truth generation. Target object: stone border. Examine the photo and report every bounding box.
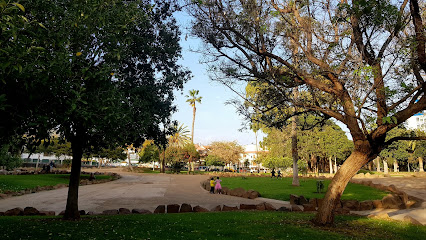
[200,178,261,199]
[0,202,288,216]
[0,171,121,199]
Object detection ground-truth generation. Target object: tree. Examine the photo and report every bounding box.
[187,0,426,225]
[185,90,202,143]
[2,0,189,220]
[208,141,244,169]
[205,154,225,167]
[139,140,160,164]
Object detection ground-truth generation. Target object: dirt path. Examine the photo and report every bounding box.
[0,169,289,214]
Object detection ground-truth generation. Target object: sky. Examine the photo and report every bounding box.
[170,12,264,146]
[170,11,350,146]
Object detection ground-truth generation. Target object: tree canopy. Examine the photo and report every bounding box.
[1,0,190,220]
[187,0,426,225]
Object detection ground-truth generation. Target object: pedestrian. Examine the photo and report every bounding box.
[271,169,276,178]
[210,177,215,194]
[277,170,282,179]
[215,177,222,194]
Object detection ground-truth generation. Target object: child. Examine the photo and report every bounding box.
[210,177,215,194]
[215,177,222,194]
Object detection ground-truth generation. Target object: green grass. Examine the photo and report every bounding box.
[0,174,112,193]
[222,177,389,201]
[0,212,424,240]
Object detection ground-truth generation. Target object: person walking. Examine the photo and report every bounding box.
[215,177,222,194]
[209,177,215,194]
[271,169,276,178]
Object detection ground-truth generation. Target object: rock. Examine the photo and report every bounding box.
[222,186,230,195]
[302,204,316,212]
[290,194,299,205]
[291,205,302,212]
[264,203,276,211]
[372,200,383,209]
[211,205,222,212]
[5,207,24,216]
[309,198,318,208]
[276,206,291,212]
[24,207,39,216]
[193,206,209,212]
[79,210,86,216]
[364,173,371,178]
[341,200,360,210]
[359,200,374,210]
[166,204,180,213]
[0,212,4,216]
[103,209,119,215]
[256,203,266,211]
[58,210,66,216]
[0,193,10,199]
[154,205,165,214]
[132,209,152,214]
[240,204,256,210]
[229,188,246,197]
[222,205,239,211]
[368,212,389,219]
[119,208,131,214]
[403,215,423,225]
[299,195,308,205]
[247,190,260,199]
[242,191,251,198]
[180,203,193,213]
[334,207,350,214]
[387,184,397,193]
[382,194,405,209]
[39,211,55,216]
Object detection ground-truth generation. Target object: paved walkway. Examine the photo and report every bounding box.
[0,170,290,214]
[351,176,426,225]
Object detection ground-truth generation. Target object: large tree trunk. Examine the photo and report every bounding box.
[419,157,424,172]
[291,112,299,186]
[191,106,196,143]
[313,149,371,225]
[383,159,389,174]
[63,136,83,220]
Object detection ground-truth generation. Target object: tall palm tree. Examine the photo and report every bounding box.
[185,90,202,143]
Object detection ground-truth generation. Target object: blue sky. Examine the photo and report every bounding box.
[170,11,350,145]
[171,12,264,146]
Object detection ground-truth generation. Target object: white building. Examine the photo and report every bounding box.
[239,144,268,172]
[405,110,426,132]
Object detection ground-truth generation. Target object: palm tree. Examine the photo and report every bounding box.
[168,123,191,148]
[185,90,202,143]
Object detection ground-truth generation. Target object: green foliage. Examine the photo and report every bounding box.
[205,154,225,166]
[1,0,189,153]
[0,144,21,170]
[0,174,112,193]
[139,140,160,163]
[258,155,292,169]
[208,141,244,164]
[165,143,199,164]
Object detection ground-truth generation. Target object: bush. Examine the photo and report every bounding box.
[0,145,22,170]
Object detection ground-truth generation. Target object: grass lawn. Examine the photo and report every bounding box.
[221,177,389,201]
[0,212,424,240]
[0,174,112,193]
